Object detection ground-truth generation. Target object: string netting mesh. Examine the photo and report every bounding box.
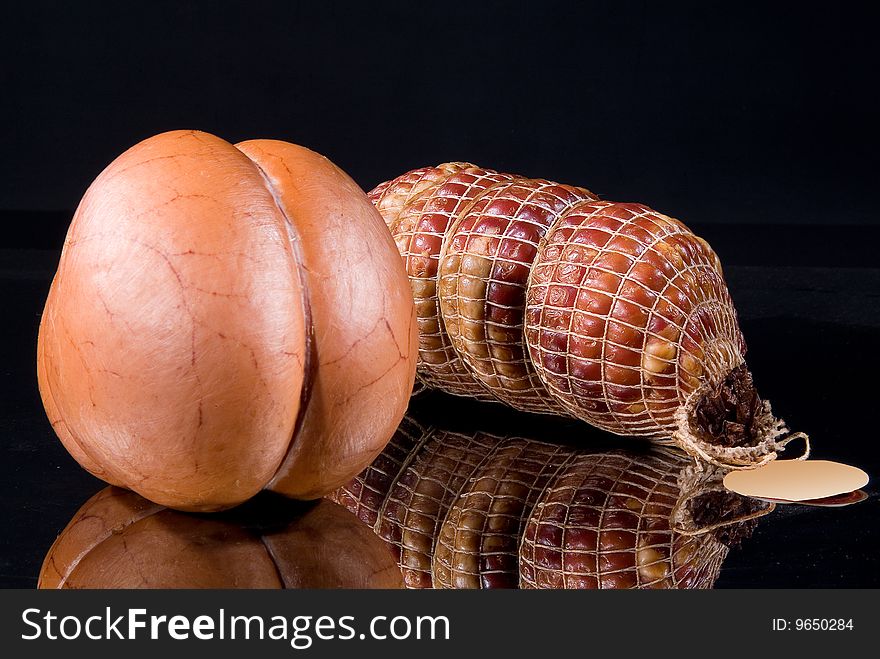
[390,167,516,398]
[526,200,738,435]
[329,418,766,589]
[369,165,807,467]
[438,178,596,414]
[368,162,473,230]
[378,428,500,588]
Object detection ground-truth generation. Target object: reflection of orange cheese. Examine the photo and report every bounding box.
[723,460,868,502]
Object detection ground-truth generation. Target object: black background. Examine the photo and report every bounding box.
[1,1,878,588]
[2,1,880,243]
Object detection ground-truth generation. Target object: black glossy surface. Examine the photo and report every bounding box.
[1,230,877,588]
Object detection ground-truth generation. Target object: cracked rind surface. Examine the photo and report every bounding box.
[237,140,418,500]
[37,130,308,511]
[38,130,418,510]
[39,487,403,589]
[36,318,120,485]
[38,487,164,588]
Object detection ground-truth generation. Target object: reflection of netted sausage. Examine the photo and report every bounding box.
[330,419,770,589]
[518,451,726,589]
[370,165,808,469]
[377,429,500,588]
[433,440,573,589]
[330,415,429,530]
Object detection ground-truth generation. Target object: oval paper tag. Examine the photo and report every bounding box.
[723,460,868,501]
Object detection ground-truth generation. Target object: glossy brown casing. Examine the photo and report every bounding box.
[38,130,417,511]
